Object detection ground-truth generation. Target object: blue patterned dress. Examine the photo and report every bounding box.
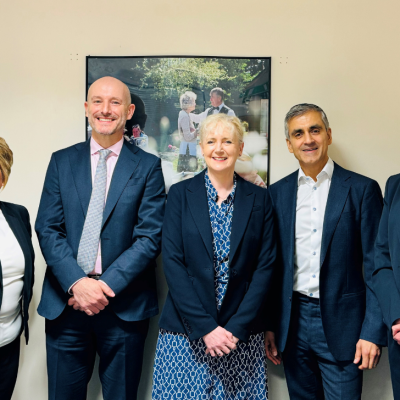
[152,172,268,400]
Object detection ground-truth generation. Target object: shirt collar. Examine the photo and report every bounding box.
[205,171,237,204]
[90,136,124,156]
[298,157,334,185]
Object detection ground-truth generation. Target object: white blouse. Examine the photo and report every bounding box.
[0,209,25,347]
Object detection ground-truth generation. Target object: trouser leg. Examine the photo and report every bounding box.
[94,308,149,400]
[388,329,400,400]
[45,308,96,400]
[0,336,20,400]
[282,294,324,400]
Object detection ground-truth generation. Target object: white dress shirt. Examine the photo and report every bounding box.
[293,158,334,299]
[0,209,25,347]
[189,102,235,124]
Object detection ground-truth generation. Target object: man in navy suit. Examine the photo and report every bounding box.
[373,174,400,399]
[36,77,165,400]
[265,104,386,399]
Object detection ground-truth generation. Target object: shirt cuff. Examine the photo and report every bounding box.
[68,277,88,295]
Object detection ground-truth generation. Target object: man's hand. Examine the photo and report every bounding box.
[203,326,237,357]
[392,319,400,345]
[353,339,381,370]
[264,331,281,365]
[69,279,115,316]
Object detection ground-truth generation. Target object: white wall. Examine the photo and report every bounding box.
[1,0,398,398]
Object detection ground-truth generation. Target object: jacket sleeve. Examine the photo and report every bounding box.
[35,154,87,292]
[161,184,219,340]
[224,191,277,342]
[359,179,387,346]
[100,157,166,295]
[372,176,400,330]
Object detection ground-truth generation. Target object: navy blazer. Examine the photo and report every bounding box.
[0,201,34,344]
[35,139,165,321]
[158,171,277,343]
[373,174,400,329]
[268,162,387,361]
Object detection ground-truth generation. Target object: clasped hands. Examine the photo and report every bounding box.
[68,278,115,316]
[203,326,239,357]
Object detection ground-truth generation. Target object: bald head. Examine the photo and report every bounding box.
[85,76,135,146]
[88,76,131,106]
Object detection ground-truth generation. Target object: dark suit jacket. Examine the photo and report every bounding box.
[373,174,400,329]
[268,162,387,361]
[158,171,277,342]
[35,139,165,321]
[0,201,35,344]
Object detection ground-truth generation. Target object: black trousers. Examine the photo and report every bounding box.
[45,306,149,400]
[388,329,400,400]
[0,336,20,400]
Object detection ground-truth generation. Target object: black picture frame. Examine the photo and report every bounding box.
[86,56,271,188]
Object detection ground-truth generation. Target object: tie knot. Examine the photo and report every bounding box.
[98,149,112,161]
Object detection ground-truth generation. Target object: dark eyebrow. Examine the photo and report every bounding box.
[290,128,304,137]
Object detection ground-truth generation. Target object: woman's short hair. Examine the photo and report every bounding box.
[0,137,13,189]
[199,114,244,145]
[180,91,197,110]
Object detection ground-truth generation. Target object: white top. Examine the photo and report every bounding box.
[189,102,235,124]
[178,110,197,143]
[293,158,334,299]
[0,209,25,347]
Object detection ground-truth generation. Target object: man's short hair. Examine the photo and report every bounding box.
[284,103,330,140]
[210,87,224,101]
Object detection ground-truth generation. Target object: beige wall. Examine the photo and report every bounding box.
[1,0,398,398]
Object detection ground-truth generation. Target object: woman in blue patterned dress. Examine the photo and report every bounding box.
[153,113,277,400]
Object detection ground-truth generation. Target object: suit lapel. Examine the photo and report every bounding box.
[281,172,298,272]
[69,140,92,217]
[229,177,255,264]
[320,164,351,267]
[102,141,139,228]
[187,172,214,261]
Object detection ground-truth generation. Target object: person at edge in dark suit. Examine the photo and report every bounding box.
[372,174,400,400]
[35,76,165,400]
[152,113,276,399]
[0,137,35,400]
[264,103,386,400]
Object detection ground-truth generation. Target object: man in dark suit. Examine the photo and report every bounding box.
[373,174,400,399]
[35,77,165,400]
[265,104,386,399]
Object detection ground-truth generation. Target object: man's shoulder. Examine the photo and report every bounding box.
[52,141,87,159]
[334,163,379,188]
[269,170,298,193]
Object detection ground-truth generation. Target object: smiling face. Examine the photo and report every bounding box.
[200,123,244,176]
[85,77,135,140]
[210,93,223,108]
[286,110,332,175]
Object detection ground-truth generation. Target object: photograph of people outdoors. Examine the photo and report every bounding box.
[86,56,271,190]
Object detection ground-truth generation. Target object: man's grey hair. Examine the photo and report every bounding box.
[210,87,224,101]
[180,91,197,110]
[284,103,330,140]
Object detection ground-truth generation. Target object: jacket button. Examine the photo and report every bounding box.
[289,296,292,301]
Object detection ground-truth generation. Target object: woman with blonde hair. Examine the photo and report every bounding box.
[153,114,276,399]
[0,137,35,399]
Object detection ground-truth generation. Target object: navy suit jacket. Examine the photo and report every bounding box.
[373,174,400,329]
[158,171,277,343]
[35,139,165,321]
[0,201,34,343]
[268,162,387,361]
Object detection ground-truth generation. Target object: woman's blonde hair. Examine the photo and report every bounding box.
[0,137,13,189]
[199,113,244,144]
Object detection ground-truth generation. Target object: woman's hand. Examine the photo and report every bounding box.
[203,327,237,357]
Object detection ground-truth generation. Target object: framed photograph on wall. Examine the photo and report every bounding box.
[86,56,271,190]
